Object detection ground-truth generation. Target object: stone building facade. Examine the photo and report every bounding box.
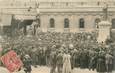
[0,0,115,33]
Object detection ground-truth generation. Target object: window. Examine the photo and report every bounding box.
[97,2,100,6]
[112,19,115,28]
[79,18,85,28]
[95,18,100,28]
[50,18,55,28]
[64,18,69,28]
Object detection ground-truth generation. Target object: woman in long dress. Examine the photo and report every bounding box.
[62,50,71,73]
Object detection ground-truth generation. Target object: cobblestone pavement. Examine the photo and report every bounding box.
[0,66,115,73]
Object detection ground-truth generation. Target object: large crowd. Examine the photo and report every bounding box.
[0,30,114,73]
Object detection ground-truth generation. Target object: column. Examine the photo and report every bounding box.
[85,15,95,32]
[70,15,76,33]
[40,15,48,32]
[55,15,64,32]
[75,15,79,33]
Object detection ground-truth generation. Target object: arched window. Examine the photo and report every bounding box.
[112,19,115,28]
[97,2,100,6]
[95,18,100,28]
[64,18,69,28]
[79,18,85,28]
[50,18,55,28]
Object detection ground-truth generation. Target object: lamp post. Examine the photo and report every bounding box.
[35,3,41,35]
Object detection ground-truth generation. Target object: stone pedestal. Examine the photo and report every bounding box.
[97,21,111,43]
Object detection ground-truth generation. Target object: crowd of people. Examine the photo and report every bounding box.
[0,30,114,73]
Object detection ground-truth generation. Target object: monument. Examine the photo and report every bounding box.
[97,3,112,43]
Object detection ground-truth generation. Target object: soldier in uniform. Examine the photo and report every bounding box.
[42,46,47,65]
[70,49,76,69]
[74,49,80,68]
[89,49,97,71]
[37,47,41,65]
[113,46,115,70]
[23,54,32,73]
[45,46,51,66]
[96,50,106,73]
[57,50,63,73]
[105,52,114,73]
[50,45,57,73]
[80,49,89,68]
[31,46,38,67]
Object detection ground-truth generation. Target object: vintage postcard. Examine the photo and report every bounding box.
[0,0,114,73]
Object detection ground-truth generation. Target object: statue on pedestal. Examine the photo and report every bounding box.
[97,2,112,43]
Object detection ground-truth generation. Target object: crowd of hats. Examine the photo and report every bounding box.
[1,31,99,49]
[0,31,114,72]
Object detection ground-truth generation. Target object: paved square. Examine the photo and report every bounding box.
[0,66,115,73]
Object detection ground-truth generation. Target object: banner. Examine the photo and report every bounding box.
[1,50,23,72]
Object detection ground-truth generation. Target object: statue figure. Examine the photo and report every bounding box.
[97,2,111,43]
[103,2,108,21]
[35,15,41,35]
[26,25,33,36]
[31,20,38,35]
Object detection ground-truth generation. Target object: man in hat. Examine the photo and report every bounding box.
[105,52,114,73]
[45,46,51,66]
[57,49,63,73]
[96,50,106,73]
[23,54,32,73]
[80,49,89,69]
[50,45,57,73]
[31,46,38,67]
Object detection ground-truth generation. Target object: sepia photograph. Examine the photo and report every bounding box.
[0,0,114,73]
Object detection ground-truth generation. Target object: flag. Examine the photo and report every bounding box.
[1,50,23,72]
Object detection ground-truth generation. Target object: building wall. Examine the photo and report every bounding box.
[1,1,115,32]
[38,14,102,32]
